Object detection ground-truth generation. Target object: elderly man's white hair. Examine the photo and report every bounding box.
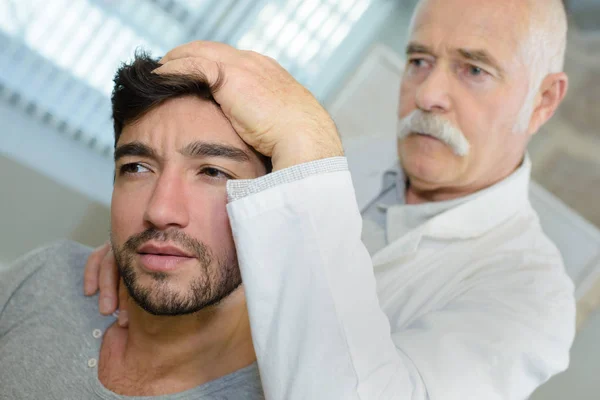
[408,0,568,133]
[515,0,568,133]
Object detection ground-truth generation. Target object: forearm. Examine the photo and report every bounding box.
[227,160,413,399]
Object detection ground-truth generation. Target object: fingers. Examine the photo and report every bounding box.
[159,41,239,64]
[118,309,129,327]
[117,280,129,328]
[159,42,279,77]
[83,242,110,296]
[153,56,224,88]
[98,247,119,315]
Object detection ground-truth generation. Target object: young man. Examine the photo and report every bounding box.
[0,54,268,399]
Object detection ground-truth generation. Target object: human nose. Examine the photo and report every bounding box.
[143,171,190,230]
[415,64,452,113]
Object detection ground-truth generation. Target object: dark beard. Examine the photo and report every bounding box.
[112,228,242,316]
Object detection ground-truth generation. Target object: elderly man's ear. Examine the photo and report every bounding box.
[527,72,568,135]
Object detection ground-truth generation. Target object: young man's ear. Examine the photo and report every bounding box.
[527,72,568,136]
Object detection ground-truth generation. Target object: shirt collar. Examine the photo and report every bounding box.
[385,154,533,242]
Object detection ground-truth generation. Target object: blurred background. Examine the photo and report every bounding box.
[0,0,598,398]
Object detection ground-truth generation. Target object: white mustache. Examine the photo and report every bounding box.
[397,111,470,157]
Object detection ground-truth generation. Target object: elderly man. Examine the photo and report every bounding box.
[86,0,575,398]
[0,54,266,398]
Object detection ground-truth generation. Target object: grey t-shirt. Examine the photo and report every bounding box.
[0,240,264,400]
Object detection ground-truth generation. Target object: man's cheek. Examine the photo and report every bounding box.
[215,208,236,244]
[111,195,143,244]
[212,209,237,252]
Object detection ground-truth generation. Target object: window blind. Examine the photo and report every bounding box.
[0,0,392,157]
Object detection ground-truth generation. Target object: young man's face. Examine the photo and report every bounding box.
[110,96,267,316]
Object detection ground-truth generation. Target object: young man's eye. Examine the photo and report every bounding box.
[200,167,233,180]
[119,163,150,176]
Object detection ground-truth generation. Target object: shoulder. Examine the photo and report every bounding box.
[468,213,576,336]
[2,240,92,286]
[0,240,93,329]
[458,209,575,325]
[14,239,91,264]
[481,205,566,272]
[475,211,572,299]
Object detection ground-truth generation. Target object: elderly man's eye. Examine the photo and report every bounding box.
[460,64,492,84]
[465,64,491,78]
[469,66,484,76]
[409,58,428,68]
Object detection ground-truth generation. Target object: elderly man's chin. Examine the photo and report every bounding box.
[398,136,466,185]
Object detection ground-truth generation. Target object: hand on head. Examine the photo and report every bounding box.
[154,41,344,171]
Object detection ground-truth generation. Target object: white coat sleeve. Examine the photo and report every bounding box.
[226,159,575,400]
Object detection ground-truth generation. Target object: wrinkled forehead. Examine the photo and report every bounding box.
[409,0,530,69]
[120,96,248,152]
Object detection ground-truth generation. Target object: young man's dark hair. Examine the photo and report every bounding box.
[111,51,272,173]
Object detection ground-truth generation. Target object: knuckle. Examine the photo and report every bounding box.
[264,55,279,65]
[101,249,114,265]
[89,248,103,262]
[242,50,266,64]
[242,49,258,57]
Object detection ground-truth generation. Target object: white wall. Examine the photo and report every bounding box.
[370,1,415,55]
[0,98,111,265]
[323,1,416,105]
[570,0,600,12]
[0,154,110,266]
[531,309,600,400]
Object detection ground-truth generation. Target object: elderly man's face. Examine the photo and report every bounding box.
[110,96,266,316]
[397,0,534,191]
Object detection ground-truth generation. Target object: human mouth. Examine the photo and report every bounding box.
[137,243,195,272]
[413,131,440,141]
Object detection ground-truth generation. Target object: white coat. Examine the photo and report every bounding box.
[226,156,576,400]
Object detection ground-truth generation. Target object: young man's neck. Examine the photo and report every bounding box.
[100,287,256,396]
